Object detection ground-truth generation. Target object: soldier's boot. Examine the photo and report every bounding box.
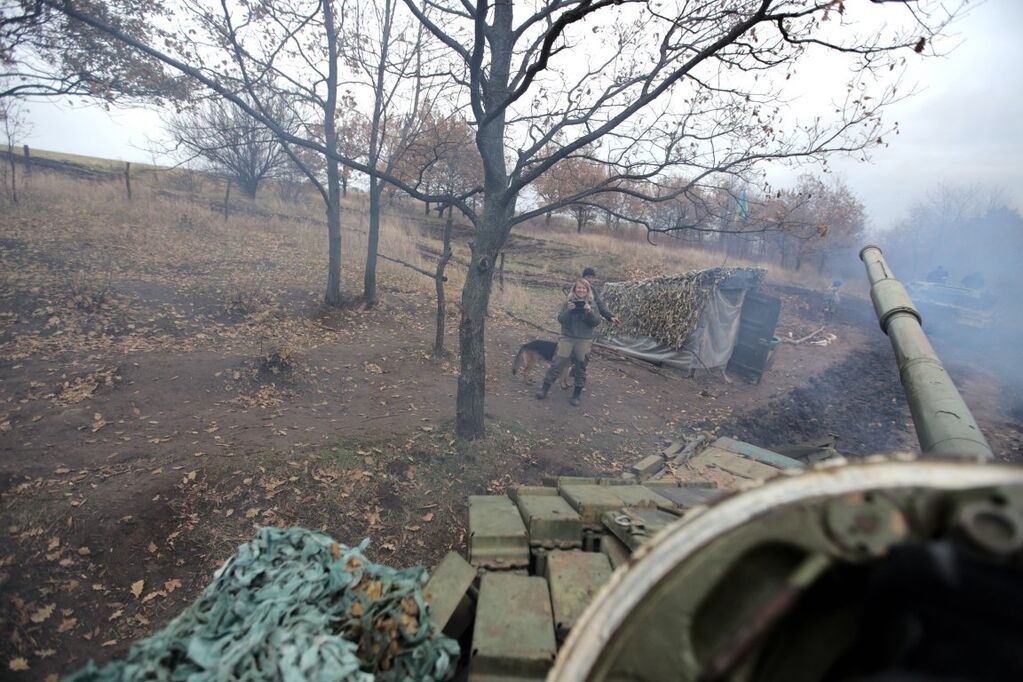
[535,382,552,400]
[569,386,582,406]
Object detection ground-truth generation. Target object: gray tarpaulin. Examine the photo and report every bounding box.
[598,286,746,370]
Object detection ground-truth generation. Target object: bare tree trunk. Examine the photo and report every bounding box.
[22,144,30,177]
[124,162,132,200]
[364,176,381,306]
[424,201,430,216]
[434,205,454,357]
[361,0,393,308]
[325,157,343,306]
[456,242,496,439]
[7,143,17,204]
[223,178,232,221]
[456,196,511,439]
[322,0,342,307]
[455,0,514,441]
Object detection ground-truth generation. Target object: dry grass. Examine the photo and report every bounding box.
[2,165,829,356]
[523,224,832,290]
[0,169,465,370]
[4,170,442,298]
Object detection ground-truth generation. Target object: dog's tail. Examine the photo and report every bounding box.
[512,346,526,375]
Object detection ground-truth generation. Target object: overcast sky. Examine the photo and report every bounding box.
[19,0,1023,231]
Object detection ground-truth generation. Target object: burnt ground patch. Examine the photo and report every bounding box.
[719,339,916,457]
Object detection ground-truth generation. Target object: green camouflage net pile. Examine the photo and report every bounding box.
[68,527,459,682]
[602,268,765,349]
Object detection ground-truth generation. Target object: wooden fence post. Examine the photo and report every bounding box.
[22,145,30,176]
[223,178,232,221]
[124,162,132,200]
[7,143,17,204]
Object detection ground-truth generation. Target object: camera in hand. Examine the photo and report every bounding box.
[572,299,586,310]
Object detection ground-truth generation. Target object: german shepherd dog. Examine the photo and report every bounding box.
[512,340,572,388]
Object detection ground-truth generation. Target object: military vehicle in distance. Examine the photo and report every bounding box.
[905,279,996,331]
[427,245,1023,681]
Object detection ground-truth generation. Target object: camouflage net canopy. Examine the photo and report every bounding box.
[68,527,459,682]
[602,268,765,349]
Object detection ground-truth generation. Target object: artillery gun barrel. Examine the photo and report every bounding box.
[859,245,993,460]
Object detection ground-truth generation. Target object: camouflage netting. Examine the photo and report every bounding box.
[68,527,459,682]
[602,268,765,350]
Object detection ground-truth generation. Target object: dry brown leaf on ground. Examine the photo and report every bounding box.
[8,658,29,672]
[141,591,164,604]
[130,580,144,599]
[30,604,55,624]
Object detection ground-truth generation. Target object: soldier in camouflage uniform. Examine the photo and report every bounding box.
[537,280,601,406]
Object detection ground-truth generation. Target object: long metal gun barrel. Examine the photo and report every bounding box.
[859,245,993,460]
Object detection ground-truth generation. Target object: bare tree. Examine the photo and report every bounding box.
[164,96,295,199]
[0,92,29,203]
[406,113,482,357]
[343,0,445,306]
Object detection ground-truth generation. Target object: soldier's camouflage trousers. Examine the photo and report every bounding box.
[544,338,591,389]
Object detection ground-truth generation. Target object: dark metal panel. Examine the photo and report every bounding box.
[727,291,782,383]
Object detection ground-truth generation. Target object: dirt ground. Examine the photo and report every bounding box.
[2,174,1021,679]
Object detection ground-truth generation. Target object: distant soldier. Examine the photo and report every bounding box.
[926,265,949,284]
[823,279,843,319]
